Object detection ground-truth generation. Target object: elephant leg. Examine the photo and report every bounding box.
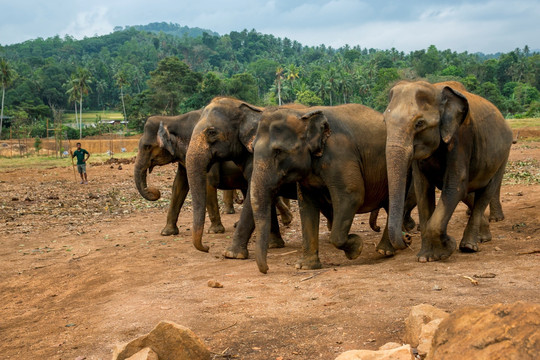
[488,182,504,222]
[222,190,236,214]
[223,187,255,259]
[414,163,457,262]
[276,197,293,226]
[295,185,322,270]
[369,208,381,232]
[328,181,364,261]
[403,183,417,232]
[269,203,285,248]
[460,166,505,252]
[161,165,188,236]
[206,184,225,234]
[375,217,394,256]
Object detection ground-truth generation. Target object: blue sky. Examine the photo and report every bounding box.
[1,0,539,53]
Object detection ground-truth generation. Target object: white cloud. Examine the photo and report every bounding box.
[61,6,113,40]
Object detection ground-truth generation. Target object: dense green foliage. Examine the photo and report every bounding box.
[0,22,538,138]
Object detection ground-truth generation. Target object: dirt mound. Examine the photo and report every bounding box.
[429,302,540,359]
[102,157,136,165]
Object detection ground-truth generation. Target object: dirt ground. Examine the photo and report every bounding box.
[1,142,539,360]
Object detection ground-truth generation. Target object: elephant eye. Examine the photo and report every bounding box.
[415,119,425,129]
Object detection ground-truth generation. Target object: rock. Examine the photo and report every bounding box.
[416,318,443,357]
[403,304,449,347]
[428,302,540,360]
[112,321,211,360]
[207,280,223,288]
[378,342,403,350]
[125,348,158,360]
[335,344,414,360]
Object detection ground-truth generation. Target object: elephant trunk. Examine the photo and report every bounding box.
[186,134,210,252]
[250,163,274,274]
[134,150,161,201]
[386,142,412,250]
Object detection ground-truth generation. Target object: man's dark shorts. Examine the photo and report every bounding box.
[77,164,86,174]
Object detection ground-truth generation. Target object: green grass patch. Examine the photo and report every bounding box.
[503,159,540,185]
[61,110,124,124]
[506,118,540,129]
[0,151,137,171]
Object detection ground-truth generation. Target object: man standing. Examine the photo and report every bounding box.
[71,142,90,184]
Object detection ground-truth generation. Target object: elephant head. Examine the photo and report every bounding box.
[134,112,200,201]
[186,97,263,252]
[251,107,330,273]
[384,81,469,249]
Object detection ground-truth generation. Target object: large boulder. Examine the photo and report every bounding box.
[112,321,211,360]
[335,344,414,360]
[403,303,449,347]
[428,302,540,360]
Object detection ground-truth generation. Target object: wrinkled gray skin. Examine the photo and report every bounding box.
[250,104,397,273]
[185,97,301,255]
[384,81,512,262]
[134,111,247,236]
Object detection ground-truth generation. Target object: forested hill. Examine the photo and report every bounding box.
[0,23,538,138]
[122,22,219,38]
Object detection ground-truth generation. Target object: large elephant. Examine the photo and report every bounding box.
[384,81,513,262]
[186,97,304,255]
[134,111,247,236]
[250,104,398,273]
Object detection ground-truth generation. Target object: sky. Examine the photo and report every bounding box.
[1,0,539,54]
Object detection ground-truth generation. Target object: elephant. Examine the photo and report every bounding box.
[384,80,513,262]
[134,111,248,236]
[250,104,400,273]
[187,98,317,256]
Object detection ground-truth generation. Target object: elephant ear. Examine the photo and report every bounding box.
[158,121,177,156]
[302,110,330,157]
[238,103,263,153]
[440,86,469,145]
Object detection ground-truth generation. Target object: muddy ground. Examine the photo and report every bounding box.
[1,142,539,360]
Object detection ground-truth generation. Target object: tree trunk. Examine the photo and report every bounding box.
[0,85,5,138]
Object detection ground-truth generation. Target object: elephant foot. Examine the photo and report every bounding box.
[208,223,225,234]
[479,220,492,243]
[459,240,479,253]
[403,216,416,232]
[417,235,456,262]
[223,206,235,214]
[295,255,322,270]
[489,210,504,222]
[280,211,293,226]
[269,234,285,249]
[337,234,363,260]
[376,241,395,257]
[223,244,249,259]
[161,225,179,236]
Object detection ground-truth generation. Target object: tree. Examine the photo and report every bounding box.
[147,56,201,114]
[275,66,284,105]
[73,67,92,138]
[114,68,129,123]
[0,58,15,138]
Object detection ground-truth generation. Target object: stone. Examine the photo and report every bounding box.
[428,302,540,360]
[335,344,414,360]
[125,348,158,360]
[403,303,449,347]
[416,318,443,357]
[378,342,402,350]
[112,321,211,360]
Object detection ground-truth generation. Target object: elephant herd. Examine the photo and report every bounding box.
[134,80,513,274]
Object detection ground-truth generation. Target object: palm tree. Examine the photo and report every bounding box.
[0,58,15,138]
[275,66,284,105]
[66,74,81,136]
[114,70,128,124]
[75,67,92,139]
